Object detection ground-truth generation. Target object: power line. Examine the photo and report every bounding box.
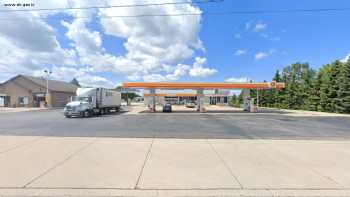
[99,7,350,17]
[0,7,350,21]
[0,0,223,12]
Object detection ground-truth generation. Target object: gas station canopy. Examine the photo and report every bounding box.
[122,82,285,90]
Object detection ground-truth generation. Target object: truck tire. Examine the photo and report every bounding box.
[65,115,71,118]
[83,110,90,118]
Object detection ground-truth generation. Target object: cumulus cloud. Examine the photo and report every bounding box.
[189,57,217,78]
[255,52,269,60]
[225,77,250,83]
[0,4,78,82]
[245,21,267,32]
[341,54,350,63]
[33,66,115,88]
[166,64,191,81]
[253,22,267,32]
[97,0,204,79]
[235,49,247,56]
[0,0,216,85]
[140,57,216,82]
[254,49,277,60]
[142,74,167,82]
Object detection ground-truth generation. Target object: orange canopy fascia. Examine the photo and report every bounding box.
[123,82,285,90]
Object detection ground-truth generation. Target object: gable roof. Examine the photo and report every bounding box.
[3,75,78,93]
[21,75,78,93]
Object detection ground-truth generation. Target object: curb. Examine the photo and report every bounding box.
[1,189,350,197]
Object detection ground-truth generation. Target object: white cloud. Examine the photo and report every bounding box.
[33,66,115,88]
[254,49,278,60]
[235,49,247,56]
[139,57,217,82]
[189,57,217,78]
[97,0,204,80]
[260,33,280,41]
[245,21,267,32]
[255,52,269,60]
[341,54,350,63]
[253,22,267,32]
[142,74,167,82]
[0,0,213,84]
[166,64,190,81]
[0,5,78,82]
[225,77,250,83]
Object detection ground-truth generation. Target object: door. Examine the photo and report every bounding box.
[210,97,217,105]
[33,93,45,107]
[0,97,4,107]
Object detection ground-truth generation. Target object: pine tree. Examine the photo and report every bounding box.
[328,61,343,112]
[70,78,81,87]
[265,60,349,114]
[334,60,350,113]
[272,70,283,108]
[306,70,321,111]
[319,64,332,112]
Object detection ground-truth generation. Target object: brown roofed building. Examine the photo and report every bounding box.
[0,75,78,108]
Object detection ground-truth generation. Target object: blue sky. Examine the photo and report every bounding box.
[1,0,350,87]
[199,0,350,82]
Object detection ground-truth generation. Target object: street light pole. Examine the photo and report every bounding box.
[44,70,52,107]
[256,88,259,110]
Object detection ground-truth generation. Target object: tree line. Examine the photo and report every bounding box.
[231,58,350,114]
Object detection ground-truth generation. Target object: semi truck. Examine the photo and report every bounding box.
[64,88,121,118]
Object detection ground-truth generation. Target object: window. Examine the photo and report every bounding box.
[18,96,29,106]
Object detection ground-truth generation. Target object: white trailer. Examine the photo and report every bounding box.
[64,88,121,118]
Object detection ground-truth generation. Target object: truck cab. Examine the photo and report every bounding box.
[64,88,121,118]
[64,96,93,117]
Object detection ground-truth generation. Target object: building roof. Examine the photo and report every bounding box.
[23,75,78,93]
[3,75,78,93]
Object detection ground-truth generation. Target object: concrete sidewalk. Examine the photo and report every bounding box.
[0,107,48,113]
[0,136,350,196]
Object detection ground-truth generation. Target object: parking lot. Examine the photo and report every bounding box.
[0,107,349,140]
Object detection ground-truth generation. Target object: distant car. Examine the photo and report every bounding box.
[185,102,196,108]
[163,103,172,112]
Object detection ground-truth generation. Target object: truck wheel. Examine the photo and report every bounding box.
[84,110,90,117]
[65,115,71,118]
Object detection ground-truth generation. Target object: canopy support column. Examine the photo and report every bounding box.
[196,90,206,113]
[149,89,156,112]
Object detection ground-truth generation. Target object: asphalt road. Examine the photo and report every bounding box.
[0,109,349,139]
